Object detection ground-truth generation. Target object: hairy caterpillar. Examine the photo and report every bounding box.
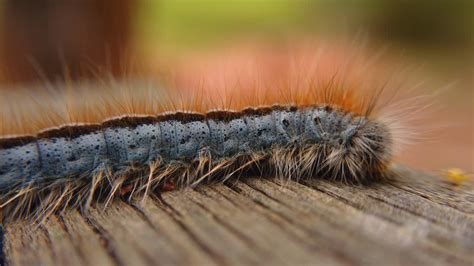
[0,42,409,221]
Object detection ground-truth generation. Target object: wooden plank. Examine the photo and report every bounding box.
[86,201,210,266]
[390,166,474,214]
[178,186,341,265]
[2,167,474,266]
[236,178,428,265]
[4,222,55,266]
[60,211,115,266]
[301,179,474,260]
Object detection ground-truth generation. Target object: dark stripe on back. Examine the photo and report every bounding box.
[102,116,158,129]
[241,107,274,116]
[38,124,103,139]
[205,111,242,121]
[156,112,205,122]
[0,136,36,149]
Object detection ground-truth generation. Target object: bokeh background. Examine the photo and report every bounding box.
[0,0,472,172]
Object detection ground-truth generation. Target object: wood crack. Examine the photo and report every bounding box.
[81,215,123,266]
[153,194,227,265]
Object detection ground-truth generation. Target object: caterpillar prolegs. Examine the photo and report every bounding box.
[0,103,392,220]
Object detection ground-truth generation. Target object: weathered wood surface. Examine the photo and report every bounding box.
[2,166,473,266]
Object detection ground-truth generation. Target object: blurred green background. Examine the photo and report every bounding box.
[135,0,473,53]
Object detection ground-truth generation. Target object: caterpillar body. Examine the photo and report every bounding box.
[1,103,392,220]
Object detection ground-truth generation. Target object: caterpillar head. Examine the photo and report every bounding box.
[304,106,393,183]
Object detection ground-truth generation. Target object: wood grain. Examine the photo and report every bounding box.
[2,166,473,266]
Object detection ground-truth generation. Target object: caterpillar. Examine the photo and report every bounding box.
[0,42,410,222]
